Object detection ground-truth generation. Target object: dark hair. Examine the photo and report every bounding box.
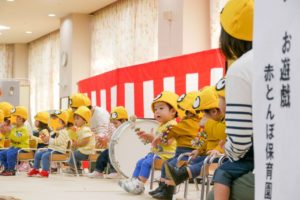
[37,121,51,132]
[219,26,252,60]
[165,102,178,118]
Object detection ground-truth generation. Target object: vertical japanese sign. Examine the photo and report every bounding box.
[253,1,300,199]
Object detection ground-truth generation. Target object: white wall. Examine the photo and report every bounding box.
[13,44,28,79]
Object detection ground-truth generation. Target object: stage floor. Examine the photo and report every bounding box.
[0,173,205,200]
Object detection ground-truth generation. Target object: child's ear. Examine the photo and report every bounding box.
[170,108,177,117]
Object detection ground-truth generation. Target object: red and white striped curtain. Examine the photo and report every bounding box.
[78,49,225,118]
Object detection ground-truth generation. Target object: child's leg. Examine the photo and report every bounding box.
[95,149,109,173]
[6,147,19,170]
[138,153,155,183]
[69,150,89,169]
[0,149,8,169]
[41,150,53,171]
[214,183,230,200]
[33,150,47,170]
[132,156,147,178]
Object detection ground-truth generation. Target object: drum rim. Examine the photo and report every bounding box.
[108,119,158,178]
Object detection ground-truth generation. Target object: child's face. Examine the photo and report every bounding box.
[111,119,122,128]
[34,120,40,128]
[74,114,86,127]
[153,102,176,123]
[15,116,25,127]
[205,108,223,121]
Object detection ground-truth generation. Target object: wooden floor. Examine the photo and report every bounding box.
[0,173,205,200]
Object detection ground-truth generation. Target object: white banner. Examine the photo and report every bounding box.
[253,0,300,199]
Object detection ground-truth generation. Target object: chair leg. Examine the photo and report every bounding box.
[183,179,189,199]
[150,163,155,190]
[71,152,79,177]
[194,178,199,191]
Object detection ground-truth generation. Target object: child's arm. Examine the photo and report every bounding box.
[73,136,91,148]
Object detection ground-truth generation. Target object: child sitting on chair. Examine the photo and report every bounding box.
[87,106,128,179]
[119,91,179,195]
[31,111,51,149]
[27,110,70,177]
[0,106,30,176]
[65,106,95,175]
[149,91,202,199]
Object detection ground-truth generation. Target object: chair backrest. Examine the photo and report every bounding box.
[29,139,38,149]
[4,139,11,148]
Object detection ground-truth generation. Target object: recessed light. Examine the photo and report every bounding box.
[48,14,56,17]
[6,0,15,2]
[25,31,32,34]
[0,25,10,30]
[0,33,2,35]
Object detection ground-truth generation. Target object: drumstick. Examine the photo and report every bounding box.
[129,115,155,122]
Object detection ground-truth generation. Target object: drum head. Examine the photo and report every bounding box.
[109,119,158,178]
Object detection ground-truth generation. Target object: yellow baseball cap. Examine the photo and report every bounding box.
[110,106,128,120]
[151,91,179,117]
[11,106,28,120]
[0,101,13,118]
[220,0,254,41]
[74,106,92,122]
[34,111,50,124]
[177,91,201,116]
[0,109,4,123]
[69,93,91,108]
[215,77,226,98]
[51,110,69,125]
[193,86,219,111]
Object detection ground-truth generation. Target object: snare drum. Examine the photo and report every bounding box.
[109,119,158,178]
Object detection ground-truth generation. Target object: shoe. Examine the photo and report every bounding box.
[123,178,145,195]
[106,172,122,179]
[152,185,174,200]
[149,182,166,196]
[27,169,39,177]
[38,170,49,178]
[1,170,16,176]
[86,171,104,179]
[118,178,134,189]
[165,162,189,185]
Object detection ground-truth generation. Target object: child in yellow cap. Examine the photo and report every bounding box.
[163,83,227,191]
[87,106,128,179]
[64,106,95,175]
[27,110,70,177]
[31,111,51,149]
[120,91,178,195]
[150,91,202,199]
[0,106,30,176]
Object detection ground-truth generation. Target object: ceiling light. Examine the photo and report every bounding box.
[0,33,2,35]
[48,14,56,17]
[0,25,10,30]
[25,31,32,34]
[6,0,15,2]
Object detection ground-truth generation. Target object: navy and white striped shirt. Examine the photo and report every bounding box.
[225,50,253,161]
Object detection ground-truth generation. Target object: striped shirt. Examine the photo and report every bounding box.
[48,129,70,154]
[225,50,253,161]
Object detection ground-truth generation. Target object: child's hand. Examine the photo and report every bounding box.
[207,149,221,157]
[151,135,162,147]
[96,135,109,148]
[190,149,199,159]
[199,116,209,128]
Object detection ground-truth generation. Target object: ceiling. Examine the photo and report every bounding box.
[0,0,117,44]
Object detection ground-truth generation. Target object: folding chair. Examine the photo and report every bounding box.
[16,139,38,174]
[49,140,79,177]
[149,151,175,190]
[200,154,225,200]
